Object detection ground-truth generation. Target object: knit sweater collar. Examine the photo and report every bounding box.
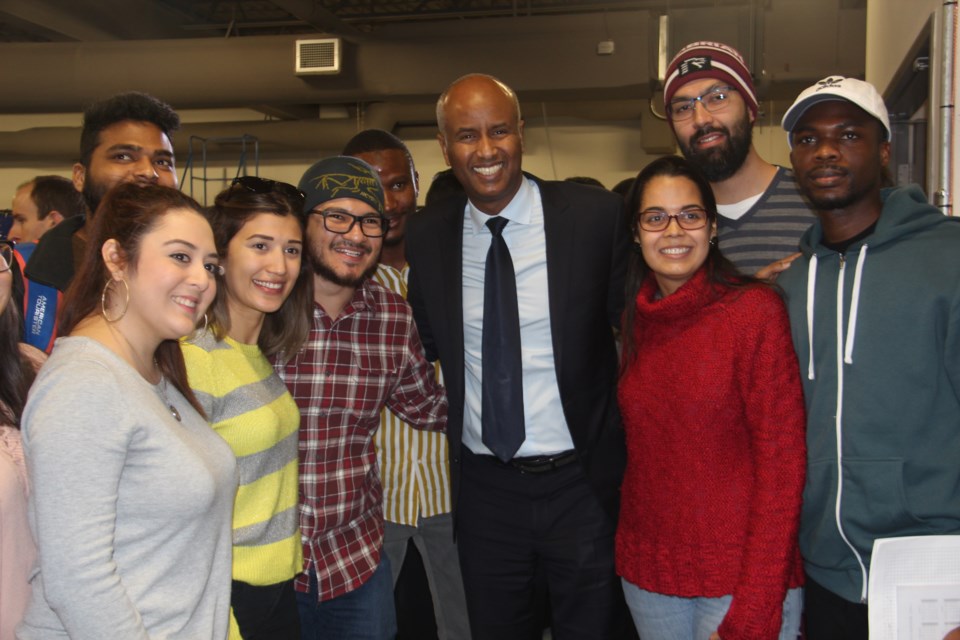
[635,267,723,323]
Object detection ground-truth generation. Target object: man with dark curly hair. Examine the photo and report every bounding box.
[24,92,180,298]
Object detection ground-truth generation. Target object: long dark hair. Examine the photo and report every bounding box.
[59,183,208,417]
[620,155,764,370]
[0,261,34,426]
[206,184,311,361]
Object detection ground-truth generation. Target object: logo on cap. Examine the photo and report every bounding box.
[815,77,844,92]
[678,56,713,77]
[308,171,382,206]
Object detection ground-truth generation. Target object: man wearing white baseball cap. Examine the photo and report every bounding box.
[778,76,960,640]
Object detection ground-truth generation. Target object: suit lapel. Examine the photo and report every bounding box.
[537,179,575,374]
[439,198,467,375]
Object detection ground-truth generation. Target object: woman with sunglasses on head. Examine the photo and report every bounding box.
[17,184,236,640]
[181,176,311,640]
[0,241,45,640]
[615,156,806,640]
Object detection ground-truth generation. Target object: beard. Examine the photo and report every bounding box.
[81,175,110,217]
[308,239,379,288]
[678,110,753,183]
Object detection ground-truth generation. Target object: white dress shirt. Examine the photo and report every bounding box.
[461,176,574,457]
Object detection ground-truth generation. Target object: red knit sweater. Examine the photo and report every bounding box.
[616,268,806,640]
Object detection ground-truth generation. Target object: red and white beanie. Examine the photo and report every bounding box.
[663,41,758,123]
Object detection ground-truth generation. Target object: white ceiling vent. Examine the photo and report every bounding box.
[296,38,341,75]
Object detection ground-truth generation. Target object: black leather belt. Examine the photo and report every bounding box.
[504,450,578,474]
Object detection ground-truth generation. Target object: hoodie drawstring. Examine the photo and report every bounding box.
[804,246,868,376]
[806,254,818,380]
[845,245,867,364]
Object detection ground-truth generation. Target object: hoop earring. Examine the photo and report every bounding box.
[101,278,130,323]
[200,313,209,334]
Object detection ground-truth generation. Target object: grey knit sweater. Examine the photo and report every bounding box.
[17,337,237,640]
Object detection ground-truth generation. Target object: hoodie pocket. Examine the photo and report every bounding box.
[839,458,932,550]
[801,458,930,569]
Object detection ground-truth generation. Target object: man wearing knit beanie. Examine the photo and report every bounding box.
[278,155,449,639]
[664,41,815,277]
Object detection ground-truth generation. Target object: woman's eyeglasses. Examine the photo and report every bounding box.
[637,208,709,232]
[230,176,306,211]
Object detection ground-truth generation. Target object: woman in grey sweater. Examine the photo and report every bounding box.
[17,184,237,640]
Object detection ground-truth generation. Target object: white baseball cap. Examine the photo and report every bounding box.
[781,76,891,147]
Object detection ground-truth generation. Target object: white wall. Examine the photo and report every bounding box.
[866,0,959,211]
[866,0,941,92]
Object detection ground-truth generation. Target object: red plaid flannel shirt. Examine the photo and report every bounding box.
[278,280,447,602]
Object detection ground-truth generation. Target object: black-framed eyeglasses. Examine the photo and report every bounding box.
[637,208,709,232]
[0,241,13,273]
[310,208,388,238]
[230,176,306,211]
[667,85,737,121]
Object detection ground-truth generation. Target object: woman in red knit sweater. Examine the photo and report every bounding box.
[616,155,806,640]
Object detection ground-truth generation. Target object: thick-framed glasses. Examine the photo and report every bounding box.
[637,208,709,232]
[0,241,13,273]
[230,176,306,211]
[668,85,737,121]
[311,208,387,238]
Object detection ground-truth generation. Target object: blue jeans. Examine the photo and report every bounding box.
[297,557,397,640]
[622,580,803,640]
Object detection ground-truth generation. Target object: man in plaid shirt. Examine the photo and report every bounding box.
[278,155,448,640]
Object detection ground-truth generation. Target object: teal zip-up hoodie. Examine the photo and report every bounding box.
[779,185,960,604]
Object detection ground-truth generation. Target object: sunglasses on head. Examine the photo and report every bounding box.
[230,176,306,211]
[0,240,14,274]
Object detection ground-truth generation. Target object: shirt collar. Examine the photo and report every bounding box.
[312,278,379,319]
[466,175,533,235]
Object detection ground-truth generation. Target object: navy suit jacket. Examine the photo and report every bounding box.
[406,175,629,519]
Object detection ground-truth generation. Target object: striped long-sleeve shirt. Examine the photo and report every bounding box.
[373,263,452,525]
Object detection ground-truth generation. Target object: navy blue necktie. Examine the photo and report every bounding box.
[482,216,525,462]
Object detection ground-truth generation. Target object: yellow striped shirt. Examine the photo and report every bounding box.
[373,264,452,524]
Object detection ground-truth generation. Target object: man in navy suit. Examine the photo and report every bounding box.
[406,73,630,640]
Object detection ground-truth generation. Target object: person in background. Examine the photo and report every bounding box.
[664,41,815,277]
[611,178,635,199]
[10,176,86,352]
[279,156,447,640]
[22,92,180,352]
[17,183,236,640]
[616,155,806,640]
[779,76,960,640]
[343,129,471,640]
[0,239,45,640]
[0,210,12,240]
[564,176,606,189]
[423,169,465,207]
[8,176,84,246]
[182,176,311,640]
